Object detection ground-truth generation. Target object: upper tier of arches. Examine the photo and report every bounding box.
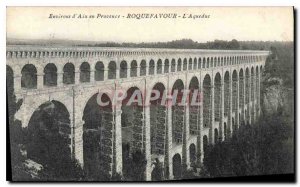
[7,47,268,90]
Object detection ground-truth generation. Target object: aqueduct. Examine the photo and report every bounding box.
[7,45,268,180]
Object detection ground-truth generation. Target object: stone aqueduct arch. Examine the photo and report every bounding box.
[7,46,268,180]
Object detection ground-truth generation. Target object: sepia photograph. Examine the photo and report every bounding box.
[6,6,294,182]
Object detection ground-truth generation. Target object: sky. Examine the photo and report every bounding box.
[6,7,294,43]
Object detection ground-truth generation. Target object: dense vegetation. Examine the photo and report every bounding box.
[79,39,292,52]
[201,112,294,178]
[153,110,294,181]
[83,39,242,49]
[264,42,294,88]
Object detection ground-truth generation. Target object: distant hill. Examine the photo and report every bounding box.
[6,38,108,46]
[6,38,293,51]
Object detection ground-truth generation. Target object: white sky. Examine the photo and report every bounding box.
[7,7,294,43]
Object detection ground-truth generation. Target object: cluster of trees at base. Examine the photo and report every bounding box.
[8,107,85,181]
[32,150,146,181]
[201,111,294,178]
[168,109,294,180]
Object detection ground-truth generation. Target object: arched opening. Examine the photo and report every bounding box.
[183,58,187,71]
[27,101,71,179]
[151,158,164,181]
[120,60,127,78]
[108,61,116,79]
[198,58,202,69]
[21,64,37,89]
[149,60,155,75]
[245,68,250,122]
[232,117,236,132]
[172,154,182,179]
[130,60,137,77]
[95,61,104,81]
[177,59,182,71]
[245,68,250,105]
[63,63,75,84]
[121,87,145,180]
[7,65,14,92]
[140,60,146,76]
[188,58,193,70]
[150,83,166,156]
[157,59,162,74]
[239,69,244,124]
[189,77,199,136]
[251,67,255,123]
[214,57,217,67]
[214,128,219,143]
[44,63,57,86]
[260,66,263,107]
[7,65,14,114]
[193,58,197,70]
[164,59,169,73]
[83,93,113,179]
[80,62,90,83]
[203,135,208,156]
[172,79,185,144]
[202,58,206,69]
[171,59,176,72]
[224,72,230,118]
[232,70,238,129]
[203,75,211,129]
[256,66,259,112]
[214,73,222,123]
[251,67,255,102]
[189,144,196,166]
[245,109,249,125]
[224,122,227,140]
[221,57,223,66]
[206,58,210,68]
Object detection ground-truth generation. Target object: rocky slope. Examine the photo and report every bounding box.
[261,71,294,117]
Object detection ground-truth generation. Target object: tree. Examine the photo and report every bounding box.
[202,111,294,178]
[7,66,30,181]
[123,150,146,181]
[151,158,164,181]
[228,39,240,49]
